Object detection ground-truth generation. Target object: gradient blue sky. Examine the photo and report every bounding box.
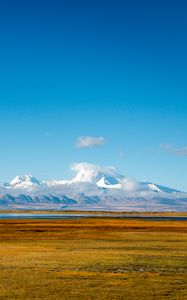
[0,0,187,190]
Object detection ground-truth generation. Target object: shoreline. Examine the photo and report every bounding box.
[0,210,186,217]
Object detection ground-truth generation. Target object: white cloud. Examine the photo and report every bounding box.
[160,143,173,151]
[174,147,187,156]
[160,143,187,156]
[71,162,116,174]
[121,178,140,192]
[118,151,125,160]
[76,136,106,148]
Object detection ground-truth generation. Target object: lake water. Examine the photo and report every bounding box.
[0,213,186,221]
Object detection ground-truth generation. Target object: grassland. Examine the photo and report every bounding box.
[0,210,187,216]
[0,217,186,299]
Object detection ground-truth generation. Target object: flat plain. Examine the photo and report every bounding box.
[0,216,186,299]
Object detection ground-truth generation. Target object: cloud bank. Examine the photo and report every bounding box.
[161,143,187,156]
[76,136,105,148]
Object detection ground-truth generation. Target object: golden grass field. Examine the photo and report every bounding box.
[0,216,186,299]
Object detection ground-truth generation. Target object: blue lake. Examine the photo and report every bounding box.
[0,213,186,221]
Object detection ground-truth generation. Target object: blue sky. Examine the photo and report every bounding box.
[0,0,187,190]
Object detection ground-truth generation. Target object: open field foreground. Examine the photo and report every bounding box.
[0,218,186,299]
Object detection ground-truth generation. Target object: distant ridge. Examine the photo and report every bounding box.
[0,163,186,211]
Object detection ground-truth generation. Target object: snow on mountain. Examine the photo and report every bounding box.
[71,163,124,188]
[9,175,43,189]
[147,183,161,192]
[96,177,121,189]
[0,163,186,211]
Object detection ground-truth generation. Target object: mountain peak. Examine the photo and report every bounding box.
[10,174,42,188]
[70,163,124,188]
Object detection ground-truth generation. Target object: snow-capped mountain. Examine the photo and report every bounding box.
[0,163,186,211]
[9,175,43,189]
[70,163,123,188]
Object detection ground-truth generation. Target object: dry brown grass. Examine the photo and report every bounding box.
[0,218,186,299]
[0,210,187,216]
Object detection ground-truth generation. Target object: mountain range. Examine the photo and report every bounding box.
[0,163,186,211]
